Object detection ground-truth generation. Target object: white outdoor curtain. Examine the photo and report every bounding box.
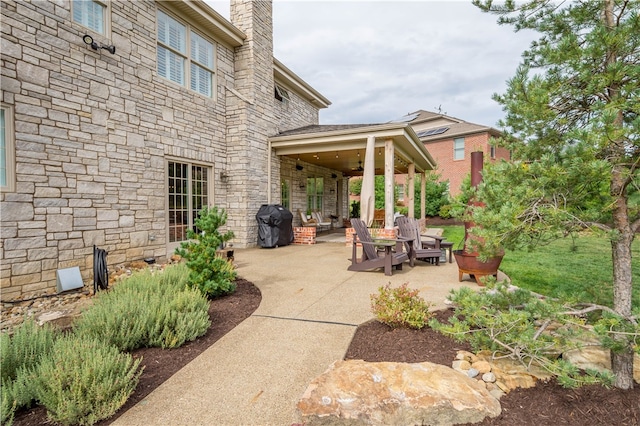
[360,135,376,227]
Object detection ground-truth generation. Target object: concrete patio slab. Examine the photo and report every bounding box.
[113,240,500,426]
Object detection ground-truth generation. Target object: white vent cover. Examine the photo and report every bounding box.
[56,266,84,293]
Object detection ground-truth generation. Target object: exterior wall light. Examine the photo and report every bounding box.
[82,34,116,54]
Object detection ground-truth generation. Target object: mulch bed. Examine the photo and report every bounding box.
[12,279,261,426]
[345,309,640,426]
[12,281,639,426]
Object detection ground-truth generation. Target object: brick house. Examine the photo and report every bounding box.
[352,110,509,211]
[1,0,435,300]
[401,110,509,197]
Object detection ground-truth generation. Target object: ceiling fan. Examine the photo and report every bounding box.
[351,160,364,172]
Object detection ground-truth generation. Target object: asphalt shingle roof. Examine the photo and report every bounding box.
[275,123,383,137]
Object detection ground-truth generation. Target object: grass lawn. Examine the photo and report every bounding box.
[440,225,640,309]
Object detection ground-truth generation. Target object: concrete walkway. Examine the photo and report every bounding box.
[113,240,502,425]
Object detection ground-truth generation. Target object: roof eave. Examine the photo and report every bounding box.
[270,123,436,172]
[422,127,502,142]
[170,0,246,48]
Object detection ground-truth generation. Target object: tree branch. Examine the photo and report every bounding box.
[561,303,638,326]
[533,319,552,340]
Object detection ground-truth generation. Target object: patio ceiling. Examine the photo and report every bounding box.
[269,123,436,177]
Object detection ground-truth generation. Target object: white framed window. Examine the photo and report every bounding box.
[397,184,405,201]
[167,160,211,244]
[72,0,109,35]
[281,179,290,209]
[307,177,324,212]
[453,137,465,160]
[1,104,15,193]
[157,9,215,97]
[275,84,290,104]
[490,145,496,159]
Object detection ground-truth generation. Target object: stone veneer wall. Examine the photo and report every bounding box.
[279,156,346,227]
[273,80,319,132]
[0,0,323,300]
[1,0,237,298]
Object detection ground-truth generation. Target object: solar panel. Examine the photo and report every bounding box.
[389,113,419,123]
[417,127,449,137]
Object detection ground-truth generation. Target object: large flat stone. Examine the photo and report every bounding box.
[297,360,501,425]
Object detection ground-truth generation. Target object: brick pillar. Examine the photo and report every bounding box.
[293,227,316,245]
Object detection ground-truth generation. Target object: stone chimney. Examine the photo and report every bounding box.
[227,0,277,246]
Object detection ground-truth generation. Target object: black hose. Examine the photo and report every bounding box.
[93,245,109,293]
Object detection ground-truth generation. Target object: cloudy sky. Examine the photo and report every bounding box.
[207,1,537,128]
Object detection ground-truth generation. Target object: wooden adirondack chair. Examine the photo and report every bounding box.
[348,218,410,276]
[396,216,443,266]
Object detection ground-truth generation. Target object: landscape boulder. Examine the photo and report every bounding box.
[297,360,501,425]
[563,346,640,382]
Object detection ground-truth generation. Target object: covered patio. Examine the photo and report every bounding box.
[268,122,437,230]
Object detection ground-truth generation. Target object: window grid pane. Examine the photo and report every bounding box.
[190,63,212,96]
[73,0,105,34]
[306,177,324,211]
[191,165,208,234]
[281,180,290,209]
[316,178,324,211]
[191,31,213,68]
[158,45,185,85]
[157,9,214,97]
[158,10,186,53]
[454,138,465,160]
[168,162,190,243]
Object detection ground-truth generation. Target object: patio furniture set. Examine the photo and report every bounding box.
[348,217,453,276]
[298,210,335,231]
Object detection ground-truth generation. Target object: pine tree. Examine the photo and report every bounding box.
[473,0,639,389]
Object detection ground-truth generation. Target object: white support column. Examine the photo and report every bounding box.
[420,171,426,219]
[408,162,415,218]
[384,139,395,229]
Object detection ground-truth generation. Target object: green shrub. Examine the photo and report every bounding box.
[1,319,58,424]
[34,335,142,426]
[1,377,16,426]
[74,264,210,351]
[175,207,237,298]
[1,319,58,383]
[349,178,362,196]
[439,204,452,219]
[350,200,360,218]
[370,283,433,329]
[146,287,211,348]
[407,172,449,218]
